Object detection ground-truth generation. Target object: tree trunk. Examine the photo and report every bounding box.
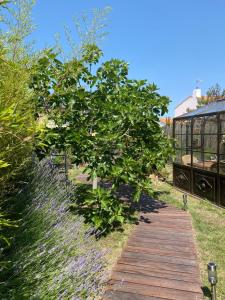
[92,171,98,190]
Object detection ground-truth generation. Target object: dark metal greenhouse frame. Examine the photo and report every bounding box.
[173,99,225,208]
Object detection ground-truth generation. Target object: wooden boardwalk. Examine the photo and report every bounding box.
[104,199,203,300]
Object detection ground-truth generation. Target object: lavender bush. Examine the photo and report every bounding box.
[1,159,106,299]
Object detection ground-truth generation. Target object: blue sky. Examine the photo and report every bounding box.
[24,1,225,115]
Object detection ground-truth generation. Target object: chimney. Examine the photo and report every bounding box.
[193,88,201,99]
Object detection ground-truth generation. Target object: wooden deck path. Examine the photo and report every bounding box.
[104,200,203,300]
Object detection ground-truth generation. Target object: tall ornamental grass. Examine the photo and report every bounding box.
[0,159,106,299]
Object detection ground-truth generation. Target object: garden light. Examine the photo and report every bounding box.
[207,262,217,300]
[182,193,188,211]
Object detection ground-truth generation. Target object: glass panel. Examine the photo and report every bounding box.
[181,134,190,149]
[175,134,191,149]
[174,120,182,134]
[192,151,217,172]
[180,149,191,165]
[187,134,191,149]
[204,153,217,173]
[181,120,191,135]
[192,151,204,170]
[175,135,181,148]
[203,135,217,153]
[193,135,202,150]
[175,119,191,135]
[219,155,225,175]
[193,117,203,134]
[219,135,225,154]
[220,113,225,134]
[204,115,217,134]
[204,152,217,161]
[174,149,182,163]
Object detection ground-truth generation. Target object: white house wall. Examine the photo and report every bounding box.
[175,96,198,117]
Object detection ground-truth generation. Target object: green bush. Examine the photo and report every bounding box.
[71,185,130,234]
[0,47,34,197]
[0,45,34,248]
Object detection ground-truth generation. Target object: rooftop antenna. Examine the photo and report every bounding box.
[196,79,203,89]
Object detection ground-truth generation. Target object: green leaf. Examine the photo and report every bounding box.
[0,160,10,169]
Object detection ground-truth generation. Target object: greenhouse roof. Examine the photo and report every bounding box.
[175,98,225,119]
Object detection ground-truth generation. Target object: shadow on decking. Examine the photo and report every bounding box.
[72,178,172,226]
[104,183,171,224]
[73,173,170,217]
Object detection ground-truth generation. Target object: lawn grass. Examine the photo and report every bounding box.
[68,165,86,182]
[152,177,225,300]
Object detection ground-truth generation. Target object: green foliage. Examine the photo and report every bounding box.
[198,83,225,107]
[0,1,10,8]
[0,1,36,194]
[57,6,111,59]
[71,185,128,234]
[0,0,36,63]
[0,47,34,196]
[31,45,172,206]
[74,7,112,47]
[0,1,35,248]
[0,210,18,247]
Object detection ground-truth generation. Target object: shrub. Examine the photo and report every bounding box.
[0,45,34,251]
[0,46,34,198]
[0,159,106,299]
[71,186,128,234]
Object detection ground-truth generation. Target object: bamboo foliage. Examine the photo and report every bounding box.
[0,46,34,195]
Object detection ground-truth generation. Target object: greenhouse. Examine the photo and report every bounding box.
[173,99,225,207]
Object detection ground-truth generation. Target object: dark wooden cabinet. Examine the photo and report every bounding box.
[173,165,191,192]
[220,177,225,207]
[193,170,216,203]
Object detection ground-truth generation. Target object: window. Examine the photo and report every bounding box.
[191,116,218,172]
[174,120,191,165]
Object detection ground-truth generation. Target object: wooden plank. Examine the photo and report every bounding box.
[110,271,202,293]
[103,201,203,300]
[121,251,198,267]
[114,263,201,283]
[106,281,203,300]
[142,214,190,218]
[127,240,196,254]
[134,229,191,236]
[132,226,192,233]
[117,258,199,274]
[131,232,193,243]
[141,211,187,215]
[133,228,193,238]
[143,217,191,222]
[128,237,195,248]
[130,235,193,245]
[104,290,169,300]
[126,245,197,259]
[137,223,192,230]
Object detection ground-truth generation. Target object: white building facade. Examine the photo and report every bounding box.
[175,88,201,117]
